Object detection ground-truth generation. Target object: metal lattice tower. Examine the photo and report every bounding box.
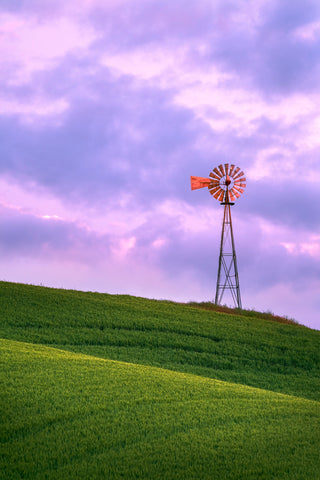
[190,164,246,309]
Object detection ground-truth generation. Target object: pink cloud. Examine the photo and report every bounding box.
[0,13,97,84]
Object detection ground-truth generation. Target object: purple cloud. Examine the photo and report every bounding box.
[0,0,319,330]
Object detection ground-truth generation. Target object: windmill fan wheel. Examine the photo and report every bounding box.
[208,164,246,202]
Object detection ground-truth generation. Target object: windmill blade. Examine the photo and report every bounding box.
[224,163,229,175]
[213,189,223,200]
[209,187,219,195]
[233,170,244,181]
[232,166,240,177]
[229,190,236,202]
[231,189,241,198]
[190,176,211,190]
[234,182,246,188]
[209,172,221,181]
[209,183,220,191]
[235,176,246,183]
[209,181,220,188]
[218,164,225,176]
[233,186,245,194]
[218,190,225,202]
[234,184,245,192]
[213,167,223,178]
[229,164,236,176]
[209,186,221,195]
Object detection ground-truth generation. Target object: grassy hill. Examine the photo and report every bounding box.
[1,281,320,479]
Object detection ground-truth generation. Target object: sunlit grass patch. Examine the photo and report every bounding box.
[1,339,320,480]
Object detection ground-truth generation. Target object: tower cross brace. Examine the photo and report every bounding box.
[215,193,242,309]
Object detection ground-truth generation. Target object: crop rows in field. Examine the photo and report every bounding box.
[1,281,319,401]
[1,281,320,479]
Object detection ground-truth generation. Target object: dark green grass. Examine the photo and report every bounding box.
[0,281,319,401]
[1,281,320,479]
[1,339,320,480]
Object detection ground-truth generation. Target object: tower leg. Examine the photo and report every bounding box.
[215,202,242,309]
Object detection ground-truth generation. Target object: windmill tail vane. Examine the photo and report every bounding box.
[190,163,246,309]
[190,176,211,190]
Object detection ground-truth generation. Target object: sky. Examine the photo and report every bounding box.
[0,0,320,330]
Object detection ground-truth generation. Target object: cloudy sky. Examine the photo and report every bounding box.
[0,0,320,330]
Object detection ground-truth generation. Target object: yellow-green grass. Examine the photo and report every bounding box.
[1,281,319,401]
[1,338,320,480]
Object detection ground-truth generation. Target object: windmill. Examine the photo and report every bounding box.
[190,164,246,309]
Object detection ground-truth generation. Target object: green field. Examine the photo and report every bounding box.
[1,281,320,479]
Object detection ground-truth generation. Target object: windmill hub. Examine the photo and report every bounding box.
[225,175,231,186]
